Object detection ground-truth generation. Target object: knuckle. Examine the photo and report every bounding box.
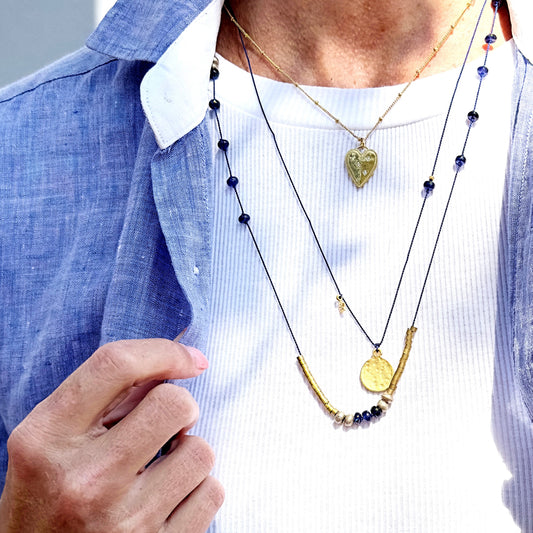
[6,423,28,458]
[6,420,49,475]
[183,435,216,473]
[204,476,225,511]
[92,341,137,381]
[147,384,199,425]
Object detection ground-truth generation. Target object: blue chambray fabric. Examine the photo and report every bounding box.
[0,0,532,495]
[0,0,218,492]
[508,50,533,423]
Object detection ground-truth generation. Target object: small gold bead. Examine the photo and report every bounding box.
[381,393,393,403]
[343,414,354,427]
[334,411,345,424]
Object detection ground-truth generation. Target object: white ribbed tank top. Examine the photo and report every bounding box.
[185,40,533,532]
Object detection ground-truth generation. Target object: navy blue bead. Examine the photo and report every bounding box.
[485,33,497,44]
[210,67,220,80]
[227,176,239,188]
[362,411,372,422]
[423,180,435,192]
[238,213,250,224]
[218,139,230,151]
[353,413,363,425]
[455,155,466,168]
[467,110,479,123]
[477,66,489,78]
[371,405,382,418]
[491,0,501,6]
[209,98,220,110]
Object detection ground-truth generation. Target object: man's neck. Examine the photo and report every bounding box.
[216,0,512,88]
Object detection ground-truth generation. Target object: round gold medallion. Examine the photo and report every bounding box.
[360,350,393,392]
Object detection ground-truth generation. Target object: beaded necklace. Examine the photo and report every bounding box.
[224,2,474,188]
[209,0,502,427]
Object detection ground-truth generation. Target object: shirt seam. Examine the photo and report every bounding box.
[0,58,119,105]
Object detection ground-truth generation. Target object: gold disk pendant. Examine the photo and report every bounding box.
[360,349,393,392]
[345,145,378,188]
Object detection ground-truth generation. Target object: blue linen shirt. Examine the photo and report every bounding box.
[0,0,532,492]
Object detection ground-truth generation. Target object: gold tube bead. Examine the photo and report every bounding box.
[297,356,338,415]
[386,326,417,395]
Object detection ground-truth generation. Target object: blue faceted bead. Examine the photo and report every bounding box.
[218,139,230,151]
[423,180,435,193]
[362,411,372,422]
[492,0,501,6]
[477,66,489,78]
[467,110,479,123]
[455,155,466,168]
[238,213,250,224]
[353,413,363,425]
[485,33,497,44]
[209,98,220,110]
[227,176,239,188]
[210,67,220,80]
[370,405,382,418]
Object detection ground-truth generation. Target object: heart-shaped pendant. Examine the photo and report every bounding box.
[345,146,378,188]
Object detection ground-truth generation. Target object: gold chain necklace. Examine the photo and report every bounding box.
[224,2,474,188]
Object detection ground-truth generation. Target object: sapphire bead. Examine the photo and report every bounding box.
[209,98,220,110]
[210,66,220,80]
[227,176,239,188]
[467,110,479,123]
[353,413,363,425]
[218,139,230,151]
[455,155,466,168]
[362,410,372,422]
[370,405,382,418]
[485,33,497,44]
[423,180,435,193]
[477,66,489,78]
[491,0,501,6]
[238,213,250,224]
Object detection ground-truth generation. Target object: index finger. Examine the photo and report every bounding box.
[37,338,208,433]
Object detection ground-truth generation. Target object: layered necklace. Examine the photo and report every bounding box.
[224,2,474,188]
[209,0,502,427]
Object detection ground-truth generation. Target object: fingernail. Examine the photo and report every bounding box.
[173,328,187,343]
[184,345,209,370]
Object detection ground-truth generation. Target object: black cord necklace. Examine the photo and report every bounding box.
[209,0,502,427]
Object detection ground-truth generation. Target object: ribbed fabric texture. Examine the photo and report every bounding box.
[186,41,533,532]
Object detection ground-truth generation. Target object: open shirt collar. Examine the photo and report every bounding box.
[87,0,532,149]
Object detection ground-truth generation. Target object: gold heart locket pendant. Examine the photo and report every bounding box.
[345,145,378,188]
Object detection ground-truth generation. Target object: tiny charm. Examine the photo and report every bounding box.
[360,349,394,392]
[336,295,346,315]
[345,144,378,188]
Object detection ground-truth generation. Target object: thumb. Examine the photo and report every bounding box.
[101,342,208,427]
[177,343,209,372]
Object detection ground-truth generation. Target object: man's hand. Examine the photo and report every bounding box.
[0,338,224,532]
